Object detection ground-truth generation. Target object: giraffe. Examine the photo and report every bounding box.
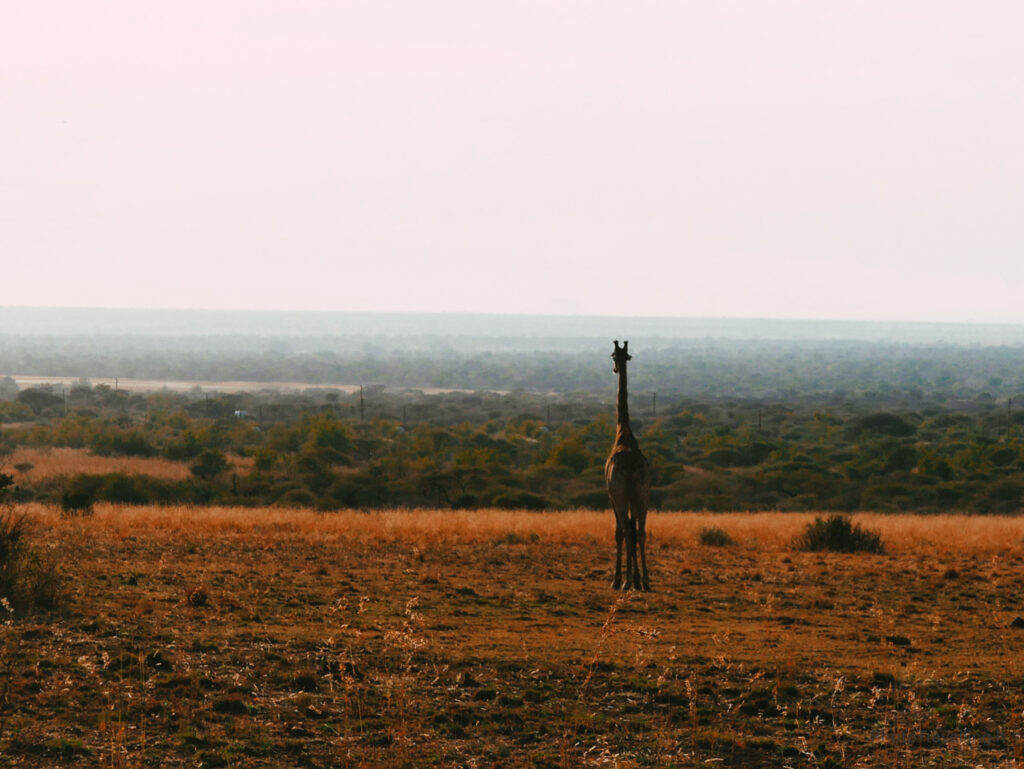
[605,340,651,591]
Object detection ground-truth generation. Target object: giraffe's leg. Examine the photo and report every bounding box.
[637,509,651,591]
[612,517,624,590]
[623,518,637,591]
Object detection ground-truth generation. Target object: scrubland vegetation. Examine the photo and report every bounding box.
[5,312,1024,765]
[8,330,1024,399]
[4,373,1024,515]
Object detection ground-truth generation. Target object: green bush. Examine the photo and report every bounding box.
[191,450,229,480]
[698,526,734,547]
[857,413,916,438]
[60,473,191,510]
[273,488,317,508]
[792,515,885,554]
[570,490,610,509]
[164,432,202,460]
[100,473,150,505]
[251,448,278,473]
[704,442,775,468]
[94,430,157,458]
[546,437,591,474]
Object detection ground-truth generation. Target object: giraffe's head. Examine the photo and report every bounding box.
[611,340,631,373]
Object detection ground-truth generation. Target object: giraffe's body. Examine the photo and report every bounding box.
[605,340,651,591]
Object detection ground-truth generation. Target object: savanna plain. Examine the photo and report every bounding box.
[8,314,1024,767]
[5,505,1024,768]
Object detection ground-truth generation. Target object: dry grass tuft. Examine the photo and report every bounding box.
[185,584,209,607]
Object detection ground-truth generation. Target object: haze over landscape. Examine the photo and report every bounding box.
[9,7,1024,767]
[5,2,1024,322]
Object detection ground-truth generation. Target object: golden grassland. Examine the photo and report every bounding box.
[6,505,1024,767]
[6,447,248,482]
[18,502,1024,555]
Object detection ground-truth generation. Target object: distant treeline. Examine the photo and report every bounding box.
[4,380,1024,514]
[4,334,1024,400]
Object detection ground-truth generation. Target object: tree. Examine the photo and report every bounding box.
[190,450,228,480]
[252,448,278,473]
[16,387,62,415]
[546,436,591,474]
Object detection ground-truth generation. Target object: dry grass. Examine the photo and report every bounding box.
[18,503,1024,555]
[7,504,1024,767]
[5,447,251,482]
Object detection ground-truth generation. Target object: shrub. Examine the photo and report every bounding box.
[792,515,885,554]
[0,472,63,614]
[273,488,317,509]
[491,490,548,511]
[94,430,157,458]
[59,489,95,516]
[16,387,62,416]
[857,413,916,438]
[61,473,189,510]
[164,433,202,460]
[883,445,918,473]
[451,493,479,509]
[0,510,62,613]
[546,437,590,473]
[100,473,150,505]
[191,449,228,480]
[251,448,278,473]
[570,491,610,509]
[704,442,775,468]
[698,526,734,547]
[60,475,100,516]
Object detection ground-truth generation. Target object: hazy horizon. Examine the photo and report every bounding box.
[5,3,1024,323]
[7,305,1024,346]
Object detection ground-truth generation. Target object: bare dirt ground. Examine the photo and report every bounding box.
[4,507,1024,768]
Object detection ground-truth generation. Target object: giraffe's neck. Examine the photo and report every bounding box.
[616,366,630,433]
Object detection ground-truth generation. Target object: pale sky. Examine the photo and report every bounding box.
[3,2,1023,322]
